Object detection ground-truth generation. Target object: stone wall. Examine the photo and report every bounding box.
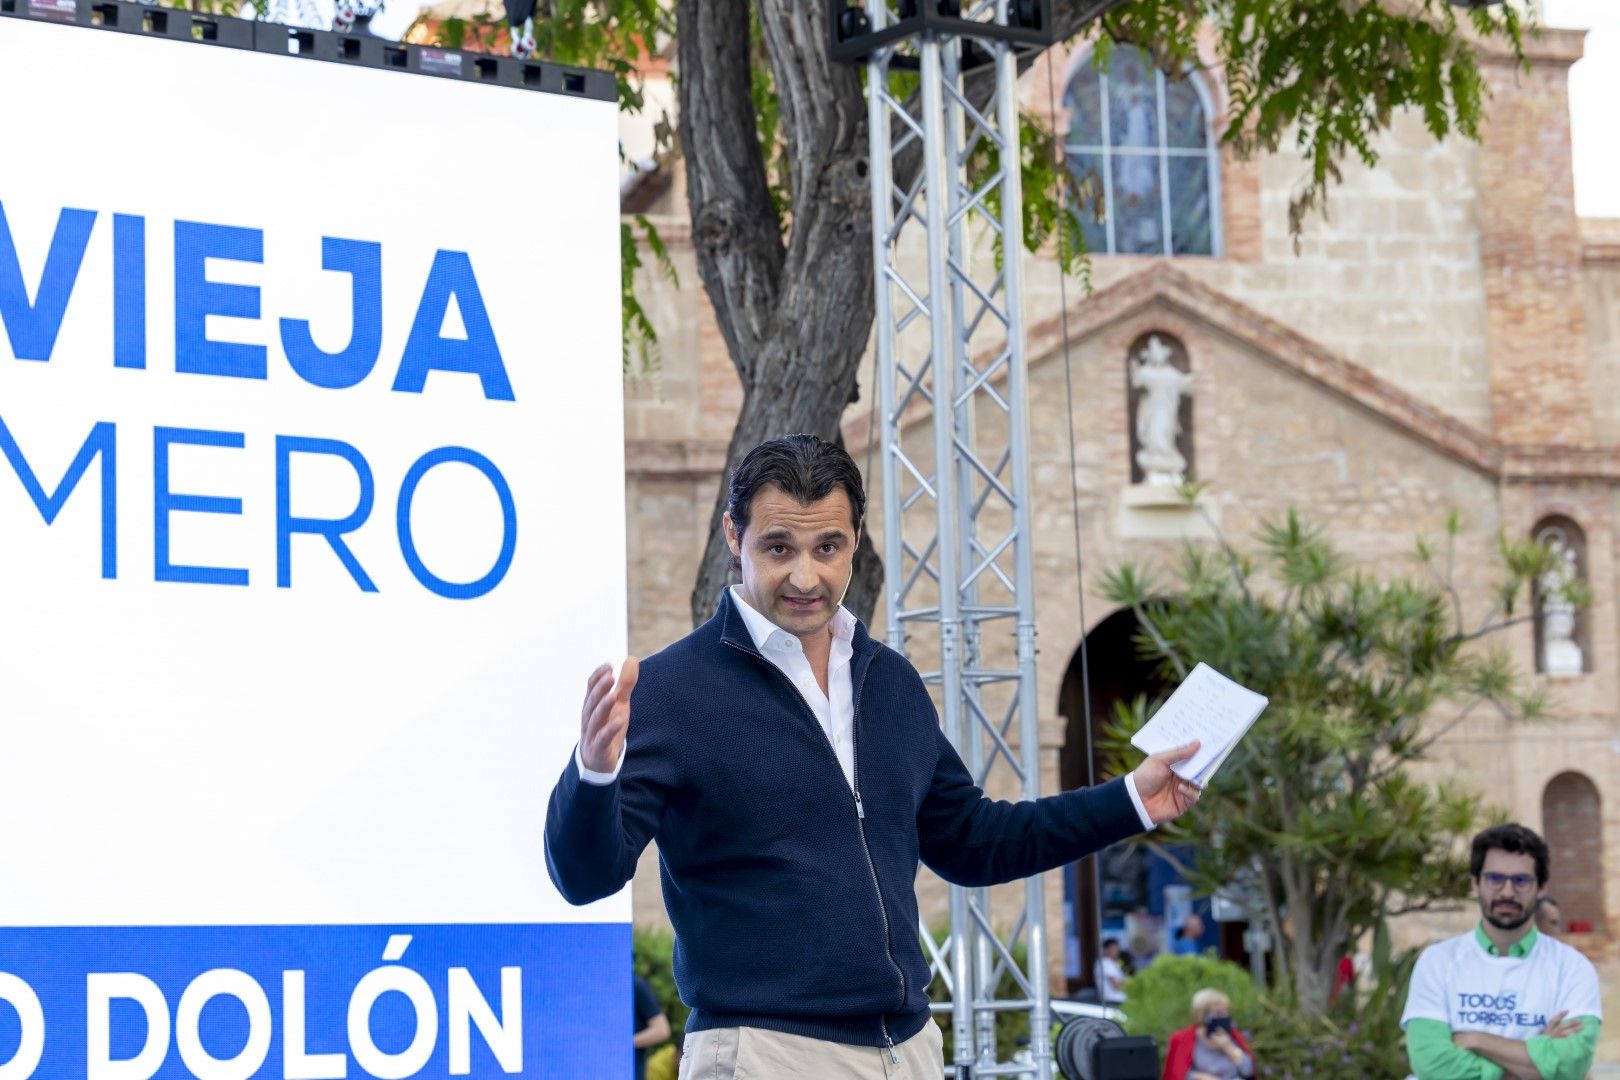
[1586,228,1620,442]
[1477,33,1591,445]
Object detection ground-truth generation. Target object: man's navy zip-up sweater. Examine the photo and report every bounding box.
[544,591,1145,1049]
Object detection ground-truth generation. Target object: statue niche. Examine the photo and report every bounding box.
[1533,516,1589,677]
[1126,333,1195,487]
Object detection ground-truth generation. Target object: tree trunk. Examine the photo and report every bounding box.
[679,0,1134,629]
[679,0,875,626]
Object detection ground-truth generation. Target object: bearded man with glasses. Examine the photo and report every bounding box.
[1402,823,1602,1080]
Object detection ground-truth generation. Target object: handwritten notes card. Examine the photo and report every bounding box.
[1129,662,1268,785]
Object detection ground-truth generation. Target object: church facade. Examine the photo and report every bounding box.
[614,23,1620,982]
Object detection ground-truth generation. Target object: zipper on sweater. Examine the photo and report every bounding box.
[722,638,909,1024]
[848,659,908,1020]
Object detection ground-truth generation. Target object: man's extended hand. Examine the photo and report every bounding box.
[1131,741,1203,825]
[580,658,639,774]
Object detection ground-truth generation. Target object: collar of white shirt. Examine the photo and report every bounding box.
[729,585,856,657]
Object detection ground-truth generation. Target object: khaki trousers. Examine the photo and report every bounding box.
[678,1020,945,1080]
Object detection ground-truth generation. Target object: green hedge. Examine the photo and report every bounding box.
[1117,943,1419,1080]
[1120,953,1261,1047]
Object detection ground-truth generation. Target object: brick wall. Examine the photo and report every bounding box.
[1586,252,1620,443]
[1478,37,1592,444]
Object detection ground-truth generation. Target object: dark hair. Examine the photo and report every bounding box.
[1537,895,1561,910]
[1470,823,1550,885]
[727,434,866,539]
[1101,937,1119,950]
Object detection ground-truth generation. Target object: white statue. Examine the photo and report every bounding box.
[1538,529,1583,677]
[1130,335,1195,486]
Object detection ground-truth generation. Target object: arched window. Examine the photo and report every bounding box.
[1064,44,1221,256]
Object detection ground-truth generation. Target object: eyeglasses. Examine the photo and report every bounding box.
[1481,872,1537,892]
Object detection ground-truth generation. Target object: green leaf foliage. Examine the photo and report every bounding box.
[1098,510,1563,1012]
[620,215,678,372]
[1244,919,1420,1080]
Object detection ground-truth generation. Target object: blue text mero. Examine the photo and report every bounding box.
[0,203,520,600]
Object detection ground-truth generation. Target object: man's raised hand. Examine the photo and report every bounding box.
[580,658,639,774]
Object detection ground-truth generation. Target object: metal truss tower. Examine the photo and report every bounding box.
[834,3,1057,1077]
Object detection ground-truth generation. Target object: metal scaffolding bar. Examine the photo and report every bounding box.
[850,2,1053,1075]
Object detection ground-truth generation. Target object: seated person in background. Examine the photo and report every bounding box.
[1536,895,1565,939]
[1094,937,1128,1005]
[1161,988,1256,1080]
[633,974,670,1080]
[1402,824,1600,1080]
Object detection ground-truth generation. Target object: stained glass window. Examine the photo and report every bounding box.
[1064,45,1220,257]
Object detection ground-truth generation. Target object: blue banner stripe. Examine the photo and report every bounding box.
[0,923,630,1078]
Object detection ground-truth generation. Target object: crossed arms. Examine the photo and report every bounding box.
[1405,1013,1599,1080]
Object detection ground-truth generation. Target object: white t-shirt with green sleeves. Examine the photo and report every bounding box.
[1402,924,1602,1042]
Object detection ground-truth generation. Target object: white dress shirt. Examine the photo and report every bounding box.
[577,587,1159,832]
[728,585,857,789]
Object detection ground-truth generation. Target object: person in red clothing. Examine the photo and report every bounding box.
[1328,954,1354,1006]
[1161,988,1256,1080]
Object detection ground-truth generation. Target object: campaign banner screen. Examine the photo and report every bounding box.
[0,12,626,1078]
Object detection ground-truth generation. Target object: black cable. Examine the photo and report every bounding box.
[1045,45,1105,995]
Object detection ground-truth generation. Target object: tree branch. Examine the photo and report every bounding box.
[1194,499,1256,608]
[1131,600,1189,680]
[1446,612,1538,648]
[1409,694,1488,757]
[676,0,785,387]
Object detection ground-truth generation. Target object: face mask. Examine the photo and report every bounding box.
[1205,1016,1233,1036]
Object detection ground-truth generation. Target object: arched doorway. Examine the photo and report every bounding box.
[1542,771,1604,934]
[1057,608,1171,996]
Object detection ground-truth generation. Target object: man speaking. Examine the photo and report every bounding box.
[546,434,1202,1079]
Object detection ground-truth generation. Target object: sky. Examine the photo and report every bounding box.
[1544,0,1619,218]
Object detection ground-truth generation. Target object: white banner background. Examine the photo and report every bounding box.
[0,15,627,929]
